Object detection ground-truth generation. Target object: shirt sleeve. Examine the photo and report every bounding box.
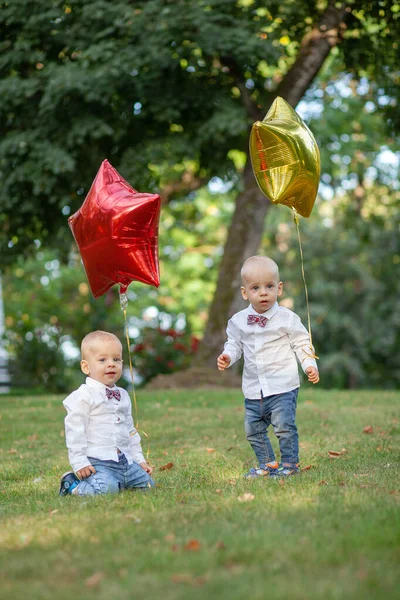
[124,391,146,464]
[287,312,318,373]
[223,318,243,367]
[63,391,92,473]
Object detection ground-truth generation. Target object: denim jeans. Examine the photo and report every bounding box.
[244,388,299,468]
[75,453,155,496]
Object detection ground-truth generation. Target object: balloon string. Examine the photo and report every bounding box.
[292,208,319,361]
[121,297,150,460]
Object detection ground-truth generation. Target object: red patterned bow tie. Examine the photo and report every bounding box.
[247,315,268,327]
[106,388,121,401]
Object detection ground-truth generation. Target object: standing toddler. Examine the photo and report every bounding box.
[217,256,319,478]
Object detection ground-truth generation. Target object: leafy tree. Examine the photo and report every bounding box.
[1,0,399,374]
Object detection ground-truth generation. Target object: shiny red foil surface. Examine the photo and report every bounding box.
[69,159,161,298]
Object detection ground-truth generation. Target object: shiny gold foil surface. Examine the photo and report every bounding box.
[249,96,320,218]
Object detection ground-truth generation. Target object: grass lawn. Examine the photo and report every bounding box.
[0,387,399,600]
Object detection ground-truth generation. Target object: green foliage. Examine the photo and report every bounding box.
[1,0,399,259]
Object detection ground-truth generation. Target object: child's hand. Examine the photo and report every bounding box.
[217,353,231,371]
[306,366,319,384]
[139,461,153,475]
[76,465,96,480]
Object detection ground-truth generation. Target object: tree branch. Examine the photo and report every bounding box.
[220,55,264,121]
[276,1,350,106]
[159,172,209,204]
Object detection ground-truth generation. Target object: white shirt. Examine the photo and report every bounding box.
[224,302,318,399]
[63,377,145,472]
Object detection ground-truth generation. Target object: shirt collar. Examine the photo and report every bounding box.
[85,377,118,394]
[248,301,279,319]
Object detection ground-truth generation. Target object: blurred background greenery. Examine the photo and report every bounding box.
[1,0,399,392]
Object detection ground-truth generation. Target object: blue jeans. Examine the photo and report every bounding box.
[75,453,155,496]
[244,388,299,468]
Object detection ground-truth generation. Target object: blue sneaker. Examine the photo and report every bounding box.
[59,471,80,496]
[269,464,299,478]
[244,462,279,478]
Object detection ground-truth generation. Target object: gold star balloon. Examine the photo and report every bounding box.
[249,96,320,218]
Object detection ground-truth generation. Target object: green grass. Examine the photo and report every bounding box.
[0,388,399,600]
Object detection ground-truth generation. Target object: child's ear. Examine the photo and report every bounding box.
[81,360,90,375]
[241,286,248,300]
[277,282,283,297]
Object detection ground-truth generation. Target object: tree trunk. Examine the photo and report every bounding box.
[197,156,272,365]
[197,1,349,367]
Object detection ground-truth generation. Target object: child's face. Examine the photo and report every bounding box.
[241,263,283,314]
[80,338,123,387]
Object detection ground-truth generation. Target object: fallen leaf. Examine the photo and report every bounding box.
[8,448,17,454]
[237,493,255,503]
[184,539,201,551]
[363,425,373,434]
[215,489,221,494]
[318,480,328,485]
[50,509,58,515]
[206,448,215,453]
[159,462,174,471]
[328,450,342,458]
[301,464,313,471]
[28,434,38,441]
[85,572,105,588]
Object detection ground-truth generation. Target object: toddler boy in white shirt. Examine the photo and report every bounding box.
[217,256,319,478]
[59,330,154,495]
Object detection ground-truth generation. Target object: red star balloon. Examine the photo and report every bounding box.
[69,159,161,298]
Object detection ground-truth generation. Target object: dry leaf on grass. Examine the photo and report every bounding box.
[237,493,255,503]
[85,572,105,588]
[159,462,174,471]
[184,539,201,551]
[206,448,215,453]
[318,480,328,485]
[363,425,373,434]
[301,464,313,471]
